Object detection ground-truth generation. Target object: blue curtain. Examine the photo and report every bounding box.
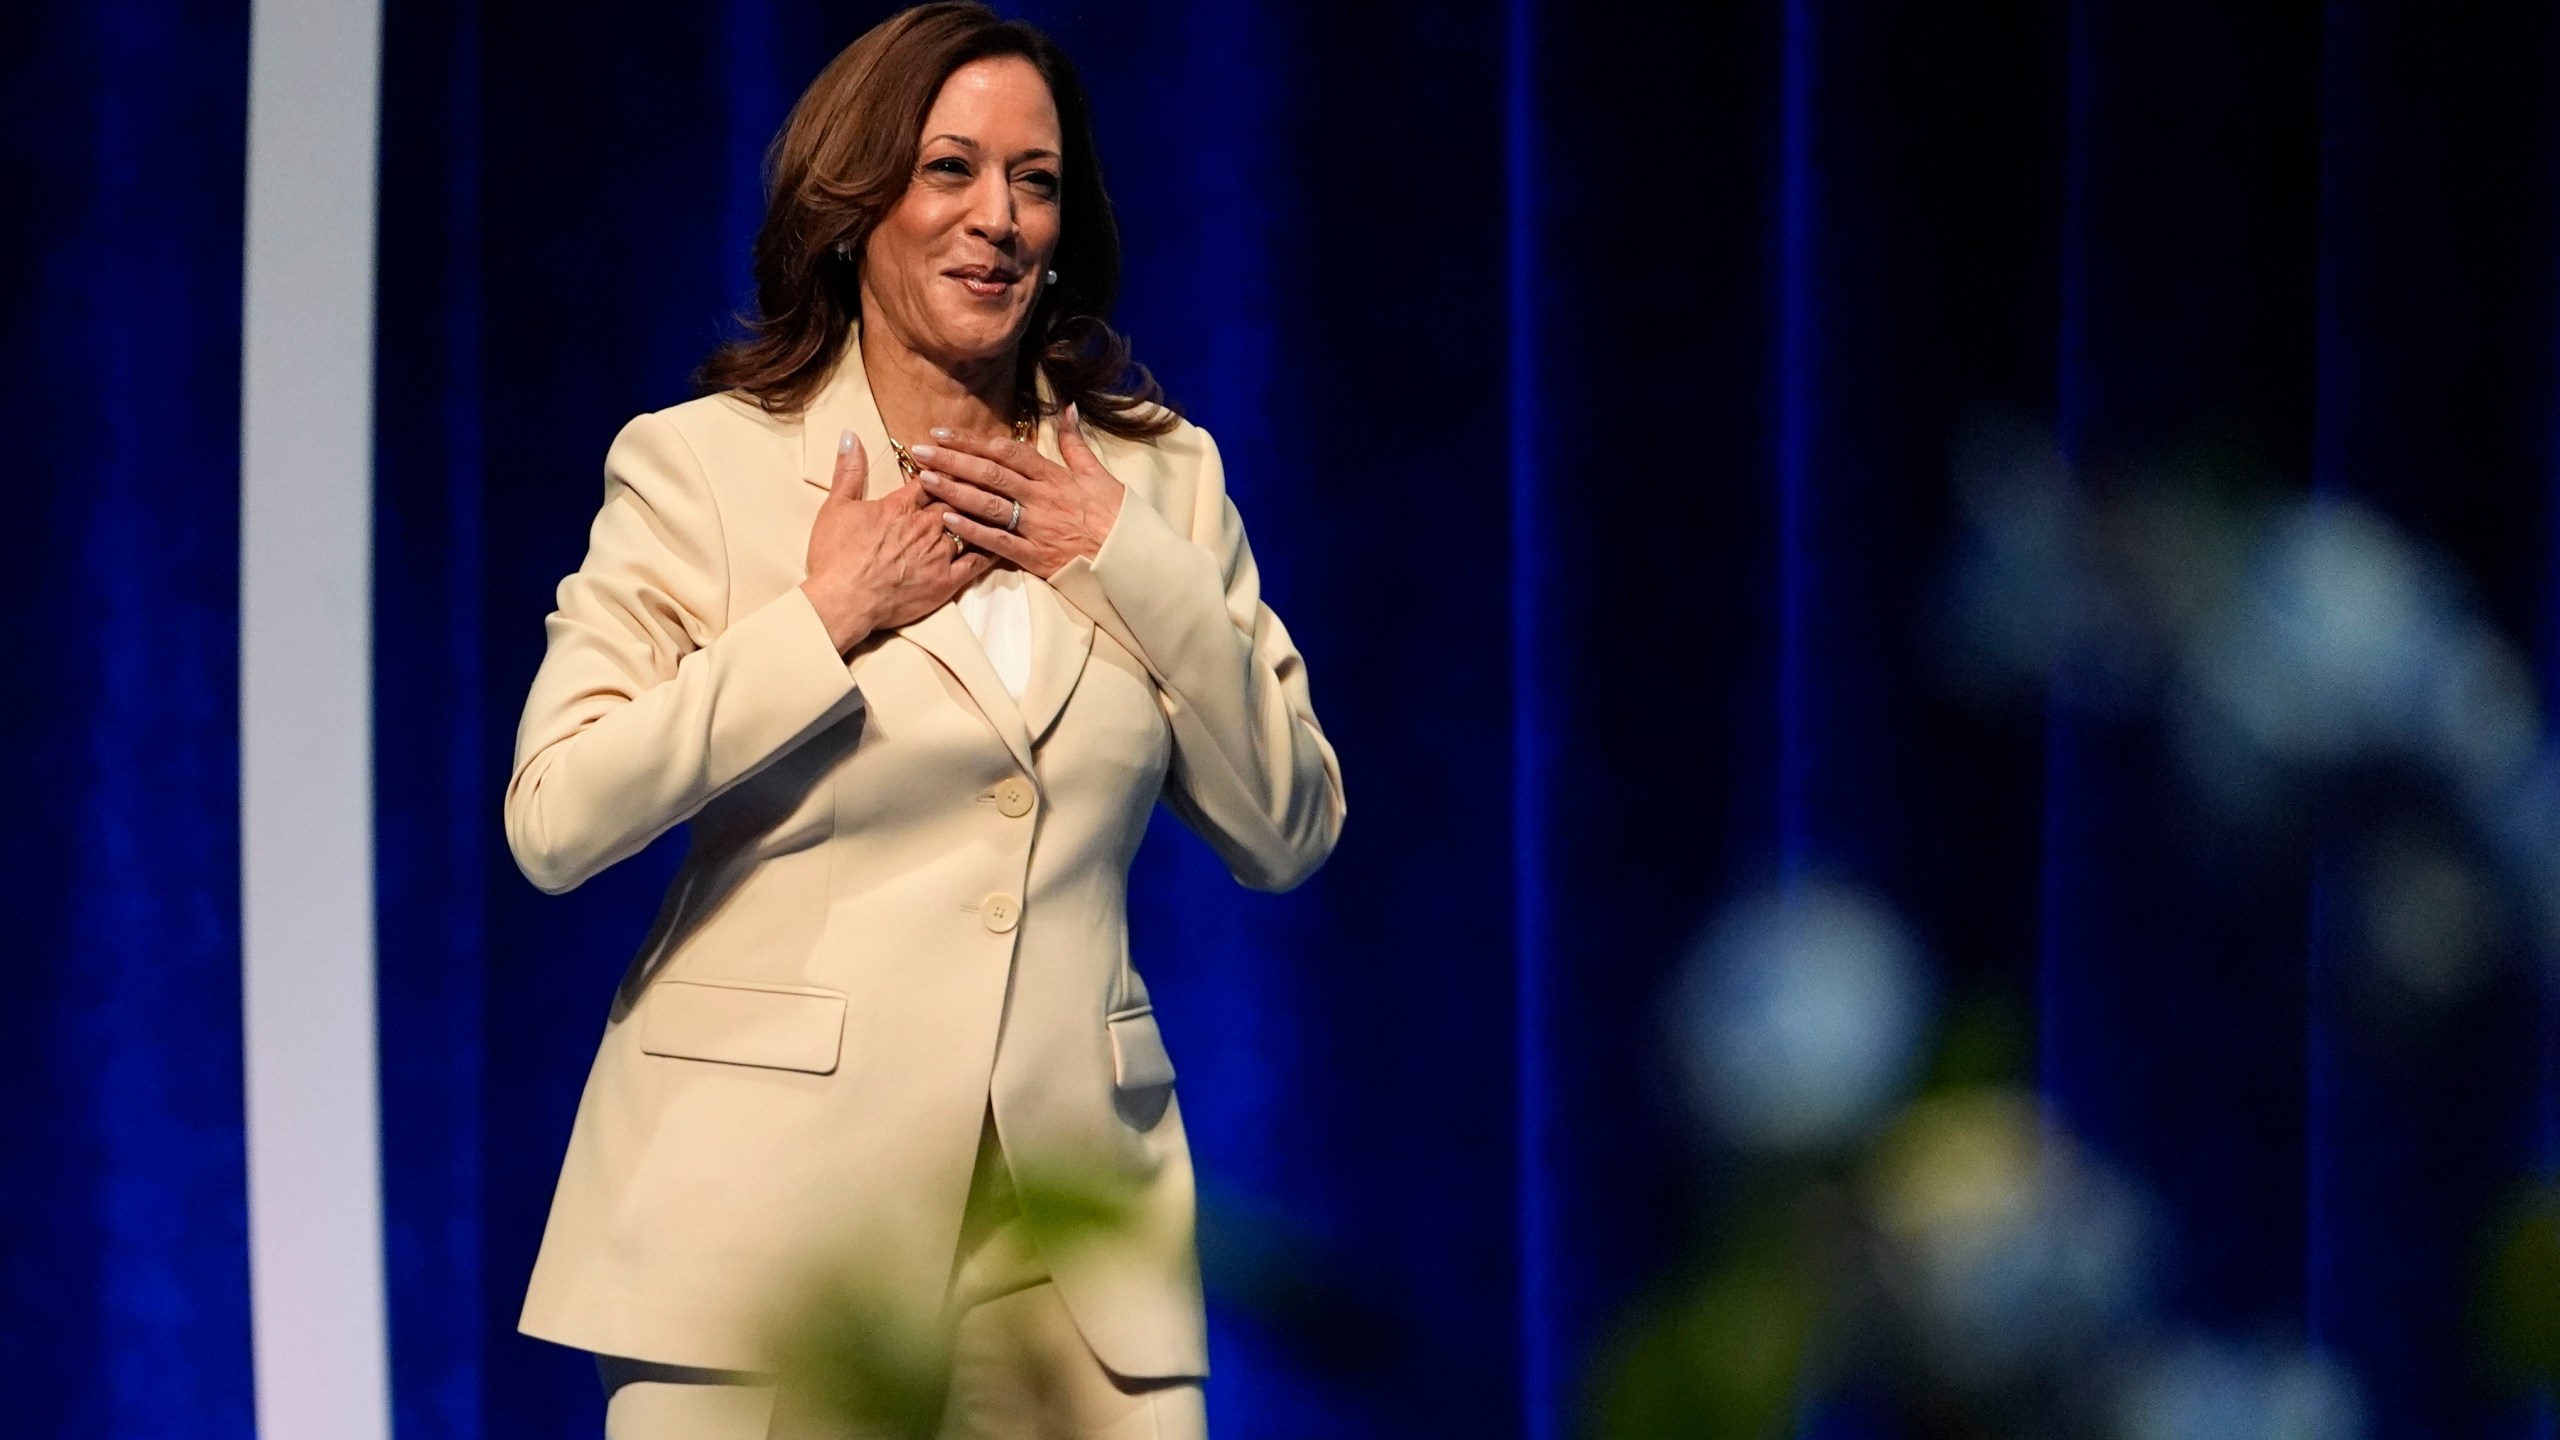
[371,0,2560,1434]
[9,0,2560,1435]
[1,1,254,1436]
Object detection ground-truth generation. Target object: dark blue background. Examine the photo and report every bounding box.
[9,1,2560,1436]
[2,0,255,1433]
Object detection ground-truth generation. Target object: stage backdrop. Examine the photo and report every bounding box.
[9,0,2560,1436]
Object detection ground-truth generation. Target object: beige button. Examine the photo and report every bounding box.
[994,778,1035,818]
[982,893,1021,933]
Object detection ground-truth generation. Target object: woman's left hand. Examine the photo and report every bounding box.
[909,403,1126,580]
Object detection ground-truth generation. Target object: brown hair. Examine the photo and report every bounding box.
[695,2,1179,439]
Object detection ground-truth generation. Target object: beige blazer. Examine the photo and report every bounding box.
[503,330,1344,1378]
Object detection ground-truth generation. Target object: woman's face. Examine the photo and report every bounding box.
[860,55,1065,370]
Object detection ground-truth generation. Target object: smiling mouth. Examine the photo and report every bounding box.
[946,267,1020,299]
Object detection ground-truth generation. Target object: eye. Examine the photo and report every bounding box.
[924,156,970,178]
[1017,168,1060,196]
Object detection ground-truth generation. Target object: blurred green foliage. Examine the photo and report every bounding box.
[2482,1184,2560,1383]
[767,1272,952,1437]
[761,1160,1142,1437]
[1580,1209,1823,1440]
[1917,992,2032,1096]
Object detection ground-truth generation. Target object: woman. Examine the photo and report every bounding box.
[502,6,1344,1436]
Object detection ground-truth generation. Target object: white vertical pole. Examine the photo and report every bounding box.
[239,0,391,1432]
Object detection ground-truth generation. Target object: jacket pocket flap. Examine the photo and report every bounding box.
[1107,1008,1176,1090]
[640,981,846,1075]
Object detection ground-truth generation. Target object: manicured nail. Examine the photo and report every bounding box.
[942,511,962,528]
[908,443,938,461]
[919,470,943,486]
[838,429,855,454]
[929,427,955,441]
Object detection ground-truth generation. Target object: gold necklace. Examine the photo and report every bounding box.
[885,414,1035,481]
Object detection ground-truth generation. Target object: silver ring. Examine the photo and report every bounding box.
[1005,498,1023,533]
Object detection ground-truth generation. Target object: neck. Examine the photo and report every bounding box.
[856,311,1019,446]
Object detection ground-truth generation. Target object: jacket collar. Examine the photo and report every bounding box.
[798,322,907,502]
[795,324,1094,764]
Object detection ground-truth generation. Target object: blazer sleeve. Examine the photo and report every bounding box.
[504,411,863,895]
[1047,425,1345,892]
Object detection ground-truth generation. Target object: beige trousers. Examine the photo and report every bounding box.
[597,1110,1207,1440]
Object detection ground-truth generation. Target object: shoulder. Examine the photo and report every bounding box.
[1085,403,1211,468]
[635,390,793,466]
[1085,407,1227,534]
[600,391,797,502]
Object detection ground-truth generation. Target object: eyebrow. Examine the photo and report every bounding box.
[926,133,1061,164]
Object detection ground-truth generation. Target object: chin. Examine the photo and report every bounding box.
[926,311,1034,365]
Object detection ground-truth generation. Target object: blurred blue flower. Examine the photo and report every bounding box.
[1868,1091,2157,1392]
[1673,881,1932,1156]
[1947,425,2088,692]
[2418,626,2540,804]
[2113,1337,2365,1440]
[2476,745,2560,966]
[2357,830,2502,1003]
[2187,500,2458,768]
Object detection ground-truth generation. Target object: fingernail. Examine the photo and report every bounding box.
[942,512,962,529]
[838,429,855,454]
[929,427,955,441]
[919,470,942,485]
[908,443,938,461]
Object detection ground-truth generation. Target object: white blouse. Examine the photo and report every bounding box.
[954,566,1032,699]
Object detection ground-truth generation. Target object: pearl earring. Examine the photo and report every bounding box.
[833,241,851,260]
[1045,268,1059,286]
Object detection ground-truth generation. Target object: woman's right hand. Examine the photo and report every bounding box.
[801,431,992,653]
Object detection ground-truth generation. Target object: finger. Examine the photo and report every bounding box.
[903,440,1035,497]
[828,429,867,501]
[917,470,1019,526]
[1058,402,1103,476]
[907,520,965,569]
[913,430,1065,488]
[941,507,1038,569]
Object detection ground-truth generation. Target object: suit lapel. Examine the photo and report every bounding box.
[1018,574,1093,746]
[795,329,1034,773]
[902,605,1036,772]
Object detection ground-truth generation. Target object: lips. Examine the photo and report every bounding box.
[945,264,1020,298]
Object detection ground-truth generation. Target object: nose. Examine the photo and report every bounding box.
[964,170,1017,249]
